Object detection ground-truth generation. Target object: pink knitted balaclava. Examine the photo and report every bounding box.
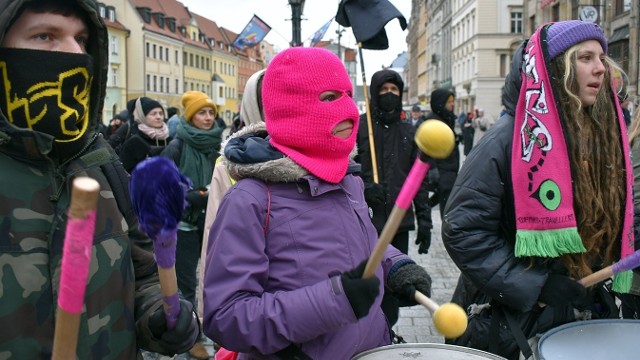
[262,47,359,183]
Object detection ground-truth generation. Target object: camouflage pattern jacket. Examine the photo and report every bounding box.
[0,0,177,358]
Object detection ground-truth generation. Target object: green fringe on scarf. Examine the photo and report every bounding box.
[613,270,633,293]
[515,227,586,257]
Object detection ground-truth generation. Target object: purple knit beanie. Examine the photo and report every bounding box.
[546,20,608,60]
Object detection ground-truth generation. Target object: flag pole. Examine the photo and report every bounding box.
[358,43,379,184]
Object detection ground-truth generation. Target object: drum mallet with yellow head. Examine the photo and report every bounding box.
[362,120,468,339]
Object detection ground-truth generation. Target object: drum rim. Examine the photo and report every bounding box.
[352,343,507,359]
[538,319,640,354]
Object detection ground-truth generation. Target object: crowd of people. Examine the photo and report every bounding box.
[1,1,640,359]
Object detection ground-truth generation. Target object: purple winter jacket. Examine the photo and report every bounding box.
[203,124,410,359]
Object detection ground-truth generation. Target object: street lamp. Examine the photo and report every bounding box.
[288,0,306,47]
[336,26,345,61]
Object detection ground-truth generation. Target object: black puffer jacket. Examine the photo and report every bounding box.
[441,41,578,359]
[356,69,431,233]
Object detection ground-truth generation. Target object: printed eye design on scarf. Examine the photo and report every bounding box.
[532,179,562,211]
[0,48,93,143]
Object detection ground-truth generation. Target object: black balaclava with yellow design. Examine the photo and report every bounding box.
[0,48,93,144]
[0,0,108,161]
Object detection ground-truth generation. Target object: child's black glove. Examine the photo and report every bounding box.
[341,260,380,319]
[387,262,432,305]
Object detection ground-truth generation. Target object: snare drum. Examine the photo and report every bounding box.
[352,343,506,359]
[538,319,640,360]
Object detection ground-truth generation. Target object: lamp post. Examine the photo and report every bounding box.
[289,0,305,47]
[336,26,345,61]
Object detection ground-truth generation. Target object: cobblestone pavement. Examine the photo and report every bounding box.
[143,206,459,359]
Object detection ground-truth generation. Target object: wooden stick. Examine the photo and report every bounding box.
[53,177,100,360]
[363,158,431,278]
[579,250,640,287]
[358,43,379,184]
[414,290,439,313]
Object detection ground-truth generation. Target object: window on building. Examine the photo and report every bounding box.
[111,35,118,54]
[146,42,150,57]
[153,44,157,59]
[196,55,199,68]
[160,76,164,92]
[166,78,169,93]
[153,75,157,92]
[112,66,118,86]
[218,86,223,98]
[166,48,169,62]
[146,74,150,91]
[175,50,179,64]
[190,53,193,67]
[615,0,631,15]
[510,11,523,34]
[99,4,106,18]
[108,7,115,22]
[159,46,163,61]
[552,4,559,22]
[183,51,187,64]
[175,79,179,94]
[206,58,210,70]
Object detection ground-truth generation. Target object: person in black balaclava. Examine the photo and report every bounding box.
[425,88,459,219]
[355,69,433,329]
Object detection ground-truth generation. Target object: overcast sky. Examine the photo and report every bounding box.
[182,0,411,84]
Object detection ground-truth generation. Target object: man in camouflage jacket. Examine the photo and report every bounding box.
[0,0,199,358]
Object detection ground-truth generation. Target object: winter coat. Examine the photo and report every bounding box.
[425,89,460,174]
[356,69,431,233]
[0,0,175,358]
[203,124,410,359]
[118,124,170,173]
[442,41,623,359]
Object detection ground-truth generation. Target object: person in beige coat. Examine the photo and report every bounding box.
[471,108,494,146]
[197,69,266,319]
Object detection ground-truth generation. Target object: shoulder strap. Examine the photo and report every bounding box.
[264,183,271,235]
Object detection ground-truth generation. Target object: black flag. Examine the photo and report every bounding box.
[335,0,407,50]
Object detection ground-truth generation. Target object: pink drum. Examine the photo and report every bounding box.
[352,343,506,360]
[538,319,640,360]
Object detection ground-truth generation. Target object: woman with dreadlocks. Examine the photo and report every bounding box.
[441,20,640,359]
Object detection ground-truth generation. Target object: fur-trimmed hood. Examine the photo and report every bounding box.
[222,122,360,183]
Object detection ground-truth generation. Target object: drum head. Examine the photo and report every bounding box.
[538,319,640,360]
[352,343,506,359]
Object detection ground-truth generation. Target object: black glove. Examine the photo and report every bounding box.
[538,274,587,307]
[364,182,385,206]
[185,187,209,209]
[415,226,432,254]
[148,299,200,355]
[387,263,432,305]
[341,260,380,319]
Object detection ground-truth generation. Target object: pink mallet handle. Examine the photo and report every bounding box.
[53,177,100,360]
[363,157,431,278]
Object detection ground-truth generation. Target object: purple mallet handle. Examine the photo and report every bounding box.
[579,250,640,287]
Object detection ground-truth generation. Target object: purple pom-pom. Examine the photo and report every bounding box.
[130,157,191,241]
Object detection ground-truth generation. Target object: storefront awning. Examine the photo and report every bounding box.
[609,25,629,44]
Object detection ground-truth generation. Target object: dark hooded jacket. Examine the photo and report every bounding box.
[425,88,460,173]
[0,1,195,358]
[442,41,623,359]
[355,69,431,234]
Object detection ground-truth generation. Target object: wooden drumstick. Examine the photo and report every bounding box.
[580,249,640,287]
[363,120,456,278]
[130,157,190,330]
[52,177,100,360]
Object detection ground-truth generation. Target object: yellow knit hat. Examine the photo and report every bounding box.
[182,91,217,122]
